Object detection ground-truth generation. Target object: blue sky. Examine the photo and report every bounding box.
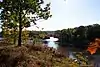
[27,0,100,31]
[0,0,100,31]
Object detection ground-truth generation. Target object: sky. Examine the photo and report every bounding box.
[0,0,100,31]
[27,0,100,31]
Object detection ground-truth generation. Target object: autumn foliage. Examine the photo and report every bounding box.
[87,38,100,54]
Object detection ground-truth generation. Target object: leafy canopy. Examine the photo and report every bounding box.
[0,0,51,29]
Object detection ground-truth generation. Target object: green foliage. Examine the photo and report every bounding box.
[29,31,47,45]
[21,30,29,44]
[0,0,51,27]
[74,52,89,65]
[0,0,51,46]
[56,24,100,50]
[2,28,29,45]
[2,28,18,44]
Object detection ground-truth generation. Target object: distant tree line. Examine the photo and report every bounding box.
[55,24,100,50]
[0,29,55,45]
[29,31,47,44]
[0,30,48,45]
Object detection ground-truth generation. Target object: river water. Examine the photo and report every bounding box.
[46,41,58,49]
[43,37,77,60]
[43,37,58,49]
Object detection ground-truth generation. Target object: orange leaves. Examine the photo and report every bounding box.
[87,46,97,54]
[87,38,100,54]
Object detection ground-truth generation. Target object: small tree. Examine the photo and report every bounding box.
[0,0,51,46]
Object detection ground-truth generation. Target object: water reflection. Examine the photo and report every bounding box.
[43,37,58,49]
[48,41,58,49]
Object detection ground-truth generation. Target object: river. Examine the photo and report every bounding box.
[43,37,77,60]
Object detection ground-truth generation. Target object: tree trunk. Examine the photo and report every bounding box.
[18,0,22,46]
[18,25,22,46]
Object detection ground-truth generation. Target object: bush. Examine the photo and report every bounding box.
[0,45,79,67]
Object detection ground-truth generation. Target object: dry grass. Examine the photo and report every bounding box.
[0,44,79,67]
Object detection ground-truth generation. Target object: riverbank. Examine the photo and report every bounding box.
[0,44,79,67]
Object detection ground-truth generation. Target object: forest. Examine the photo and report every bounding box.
[55,24,100,50]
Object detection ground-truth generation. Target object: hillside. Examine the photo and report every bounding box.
[0,45,79,67]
